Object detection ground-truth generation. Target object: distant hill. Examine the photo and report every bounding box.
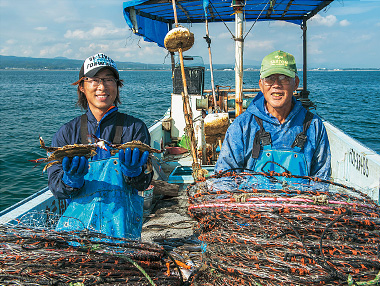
[0,55,262,71]
[4,55,374,71]
[0,55,81,70]
[0,55,171,70]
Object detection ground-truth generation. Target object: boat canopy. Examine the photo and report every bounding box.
[123,0,334,47]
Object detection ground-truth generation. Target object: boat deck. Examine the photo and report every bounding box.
[143,152,197,243]
[142,184,195,243]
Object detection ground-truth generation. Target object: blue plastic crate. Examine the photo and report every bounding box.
[168,165,214,184]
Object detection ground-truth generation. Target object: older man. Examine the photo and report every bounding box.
[49,53,152,239]
[215,50,331,179]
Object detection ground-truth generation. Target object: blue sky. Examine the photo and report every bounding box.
[1,0,379,68]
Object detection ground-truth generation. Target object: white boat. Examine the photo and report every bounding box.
[1,2,380,285]
[1,0,379,231]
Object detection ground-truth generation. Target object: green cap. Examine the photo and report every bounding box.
[260,50,297,78]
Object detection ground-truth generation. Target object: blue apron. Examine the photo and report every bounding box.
[238,148,310,192]
[251,111,314,176]
[55,155,144,240]
[248,112,314,187]
[253,145,308,175]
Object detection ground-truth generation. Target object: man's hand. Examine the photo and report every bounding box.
[62,156,89,188]
[119,148,149,178]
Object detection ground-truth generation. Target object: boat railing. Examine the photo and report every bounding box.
[199,87,309,114]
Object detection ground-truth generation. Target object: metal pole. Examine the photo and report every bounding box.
[205,18,218,111]
[302,18,307,94]
[234,9,244,117]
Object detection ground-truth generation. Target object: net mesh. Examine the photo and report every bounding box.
[0,215,182,285]
[1,171,379,285]
[187,170,380,285]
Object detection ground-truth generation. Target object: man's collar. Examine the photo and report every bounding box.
[86,106,118,123]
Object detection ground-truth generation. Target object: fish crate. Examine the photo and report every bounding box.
[173,66,205,95]
[168,165,214,184]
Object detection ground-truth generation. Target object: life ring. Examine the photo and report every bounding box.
[164,27,194,52]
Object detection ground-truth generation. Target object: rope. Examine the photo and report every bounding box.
[209,1,235,39]
[243,1,270,40]
[187,171,380,285]
[0,224,182,285]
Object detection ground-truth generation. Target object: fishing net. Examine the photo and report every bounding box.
[187,170,380,286]
[0,213,182,285]
[2,171,379,286]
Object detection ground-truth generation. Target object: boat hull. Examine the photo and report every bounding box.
[0,187,67,226]
[325,120,380,203]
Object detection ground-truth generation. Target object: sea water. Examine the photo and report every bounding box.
[0,70,379,211]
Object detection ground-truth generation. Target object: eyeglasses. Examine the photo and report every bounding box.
[84,77,117,86]
[262,75,293,86]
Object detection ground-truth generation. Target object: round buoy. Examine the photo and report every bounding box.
[164,27,194,52]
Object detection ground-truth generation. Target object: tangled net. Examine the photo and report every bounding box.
[187,170,380,286]
[0,213,182,285]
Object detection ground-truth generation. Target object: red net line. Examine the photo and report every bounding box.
[0,224,182,285]
[187,171,380,285]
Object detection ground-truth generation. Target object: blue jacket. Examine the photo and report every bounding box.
[48,107,152,199]
[215,92,331,179]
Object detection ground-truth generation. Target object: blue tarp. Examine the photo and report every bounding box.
[123,0,334,48]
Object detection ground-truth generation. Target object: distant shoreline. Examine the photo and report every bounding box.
[0,68,171,72]
[2,55,379,72]
[1,68,379,72]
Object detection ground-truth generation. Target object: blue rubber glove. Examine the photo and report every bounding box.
[62,156,89,188]
[119,148,149,178]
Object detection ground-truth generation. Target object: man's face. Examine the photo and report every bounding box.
[259,73,299,118]
[80,68,118,114]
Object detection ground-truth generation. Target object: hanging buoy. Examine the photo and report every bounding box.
[164,27,194,52]
[204,113,229,145]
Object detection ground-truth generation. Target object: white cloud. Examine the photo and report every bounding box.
[270,20,295,27]
[136,45,164,58]
[339,20,350,27]
[89,26,123,38]
[309,14,337,27]
[1,0,379,68]
[357,34,372,42]
[328,4,375,17]
[64,29,86,39]
[217,32,234,40]
[83,43,111,53]
[62,49,73,57]
[308,46,323,55]
[310,34,327,41]
[245,40,274,51]
[64,25,126,40]
[39,43,71,57]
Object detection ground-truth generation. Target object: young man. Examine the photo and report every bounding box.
[48,53,152,239]
[215,50,331,179]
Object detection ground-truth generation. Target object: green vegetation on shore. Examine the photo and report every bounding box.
[0,55,170,71]
[1,55,379,71]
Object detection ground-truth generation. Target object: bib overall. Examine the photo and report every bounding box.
[55,113,144,240]
[55,156,144,240]
[251,111,314,177]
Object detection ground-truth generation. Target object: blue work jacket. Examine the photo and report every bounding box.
[215,92,331,180]
[47,107,152,199]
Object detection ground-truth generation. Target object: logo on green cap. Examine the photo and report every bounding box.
[260,50,297,79]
